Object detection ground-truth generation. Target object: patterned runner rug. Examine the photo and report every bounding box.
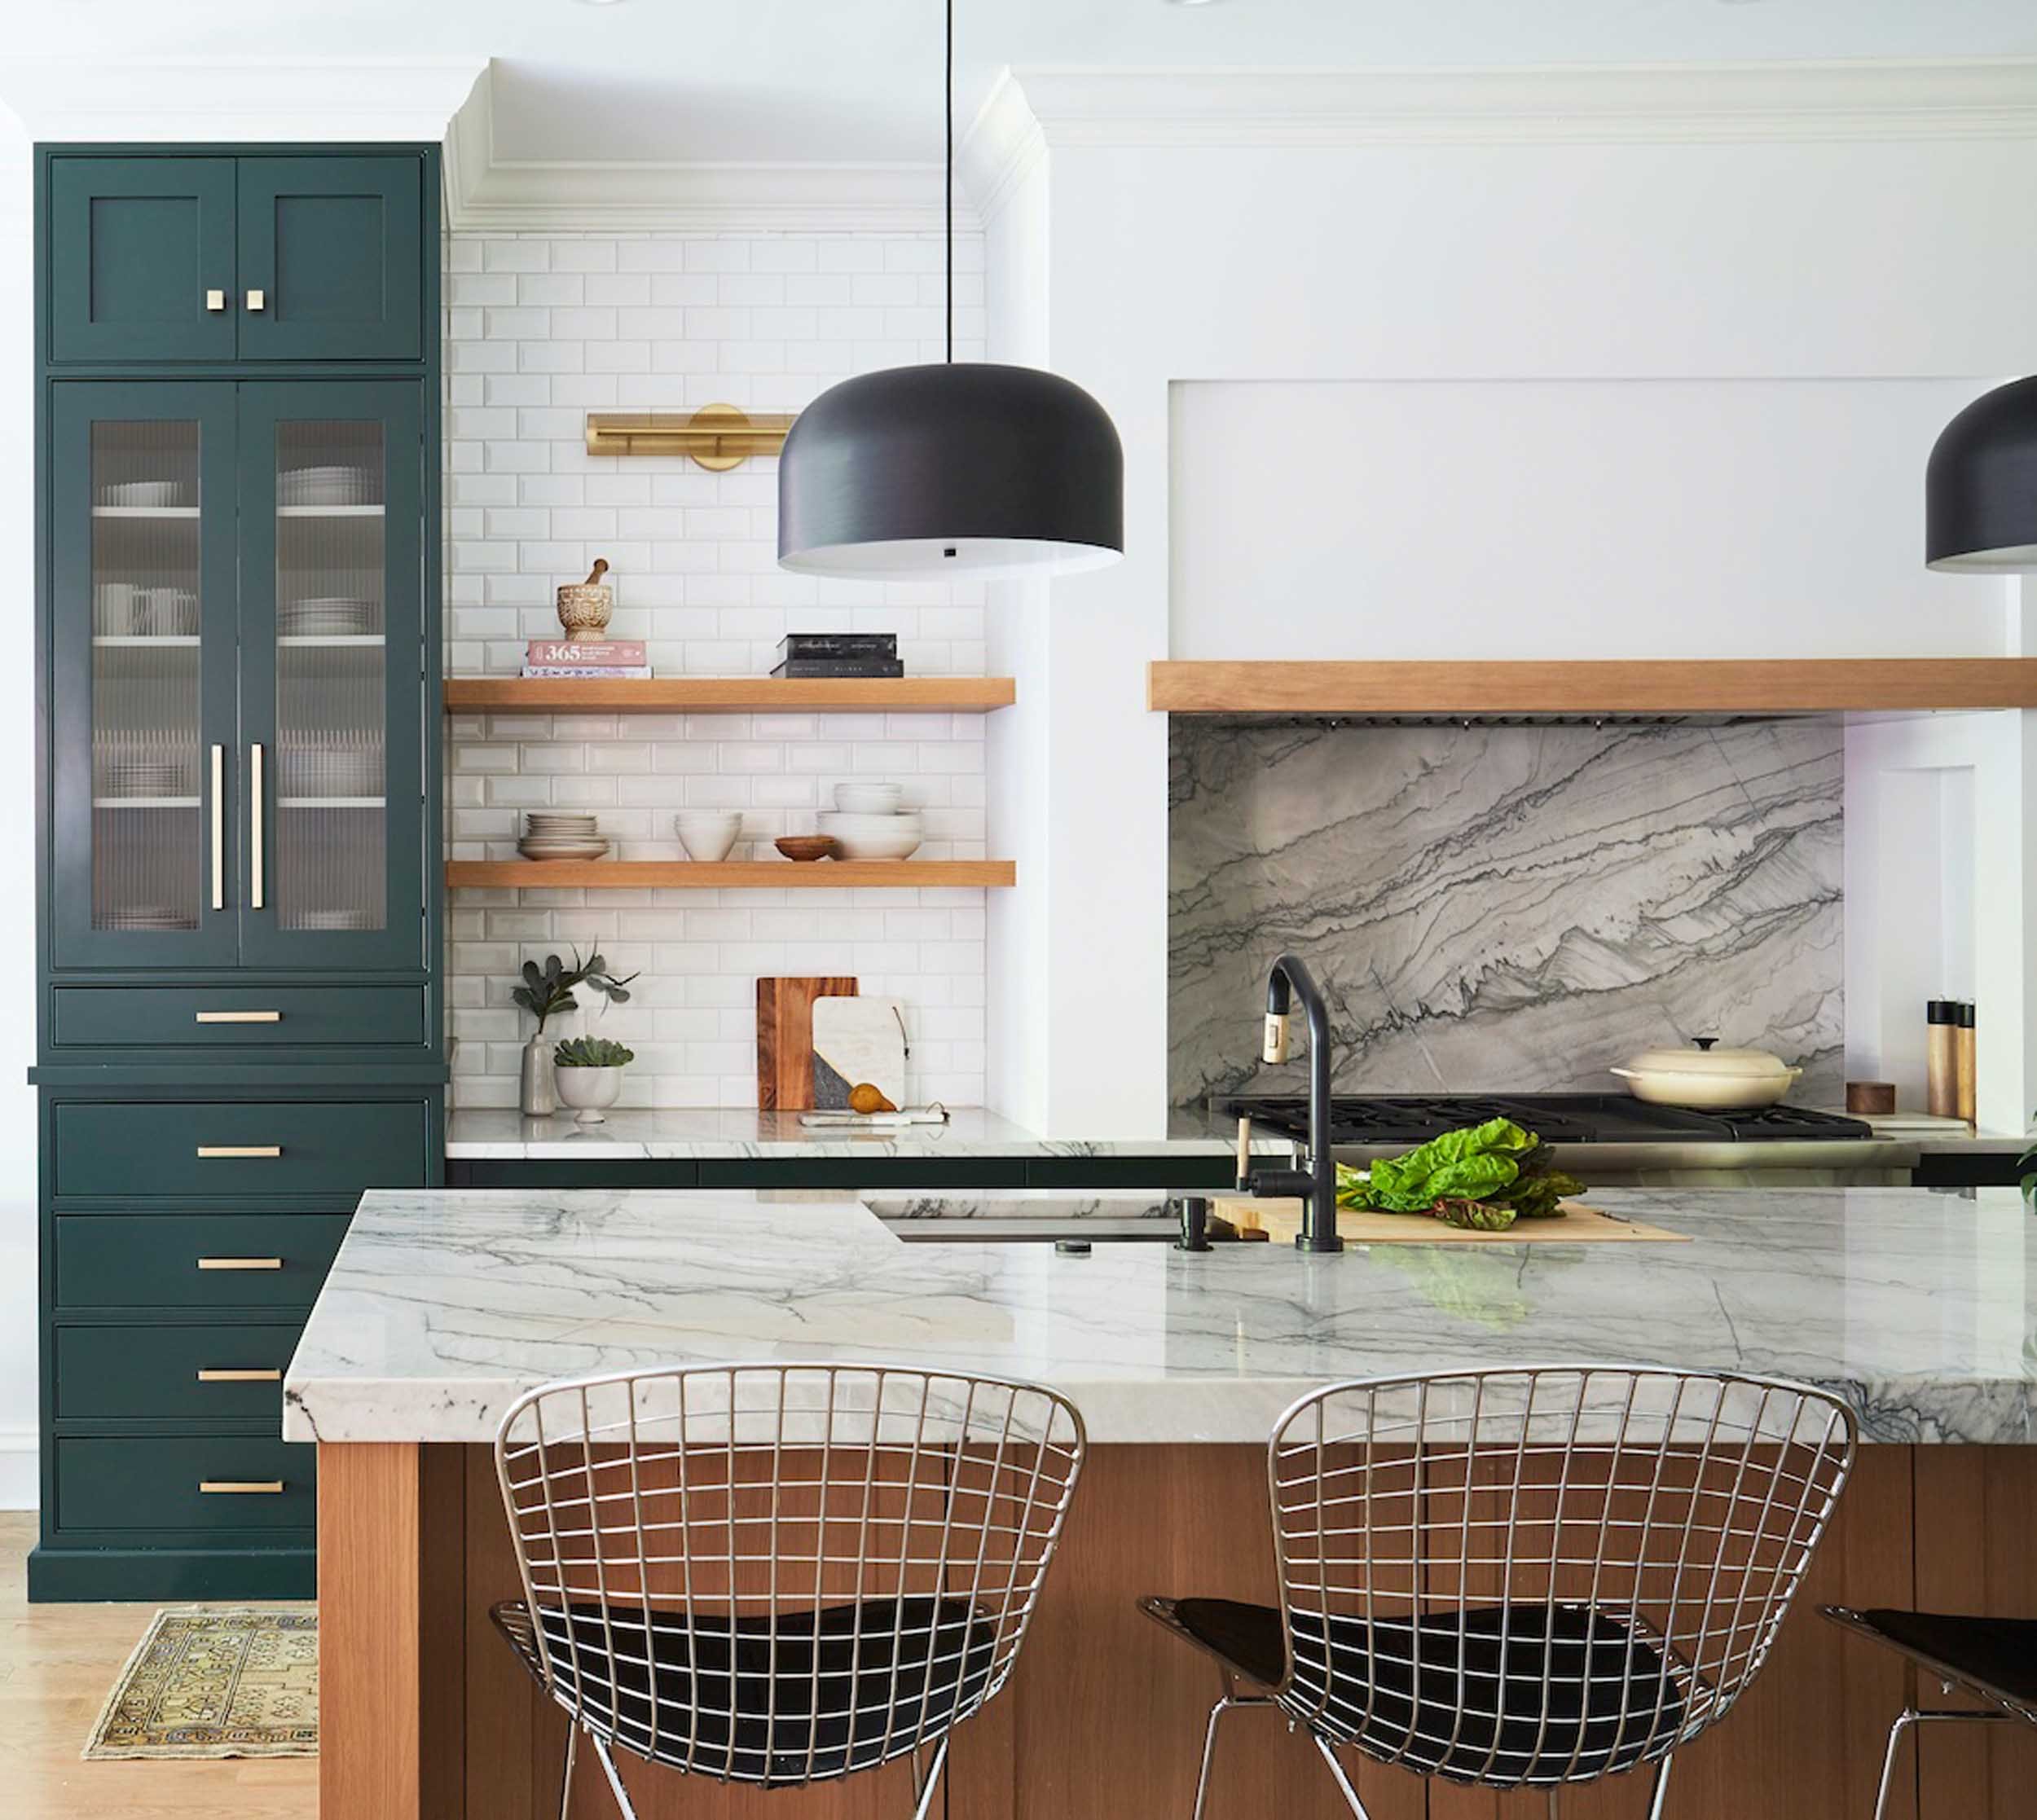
[83,1607,319,1759]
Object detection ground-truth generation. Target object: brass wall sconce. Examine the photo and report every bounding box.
[584,404,795,471]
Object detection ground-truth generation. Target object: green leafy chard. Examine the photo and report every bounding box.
[1332,1117,1587,1232]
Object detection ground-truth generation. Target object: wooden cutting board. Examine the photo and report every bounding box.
[755,977,857,1110]
[1221,1199,1690,1246]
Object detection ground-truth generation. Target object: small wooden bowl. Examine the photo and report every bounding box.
[775,835,839,863]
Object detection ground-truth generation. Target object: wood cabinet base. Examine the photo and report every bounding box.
[317,1441,2037,1820]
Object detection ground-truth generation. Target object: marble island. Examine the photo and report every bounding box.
[301,1184,2037,1820]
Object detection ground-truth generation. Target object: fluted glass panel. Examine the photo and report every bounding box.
[90,420,202,931]
[274,420,386,931]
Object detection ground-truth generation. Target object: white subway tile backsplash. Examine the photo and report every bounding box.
[446,228,992,1111]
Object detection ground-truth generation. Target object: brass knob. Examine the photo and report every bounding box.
[205,288,226,312]
[246,288,266,312]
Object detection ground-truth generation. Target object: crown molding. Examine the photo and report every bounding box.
[957,71,1049,226]
[444,64,969,236]
[997,58,2037,149]
[0,56,485,143]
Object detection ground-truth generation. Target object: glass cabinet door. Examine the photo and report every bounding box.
[237,382,425,969]
[49,384,240,968]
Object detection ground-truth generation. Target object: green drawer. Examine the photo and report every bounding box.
[54,1100,429,1198]
[55,1436,315,1533]
[55,1214,350,1310]
[55,1321,303,1422]
[51,985,426,1051]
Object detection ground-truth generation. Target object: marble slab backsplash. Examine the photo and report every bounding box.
[1168,718,1844,1109]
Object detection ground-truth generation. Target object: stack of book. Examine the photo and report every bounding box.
[522,639,650,679]
[771,633,903,679]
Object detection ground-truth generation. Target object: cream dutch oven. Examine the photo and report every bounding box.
[1609,1037,1802,1110]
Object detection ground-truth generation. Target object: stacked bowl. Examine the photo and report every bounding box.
[519,812,609,862]
[817,783,922,860]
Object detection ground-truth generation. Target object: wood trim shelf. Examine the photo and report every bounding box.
[444,676,1015,714]
[447,859,1016,890]
[1148,658,2037,715]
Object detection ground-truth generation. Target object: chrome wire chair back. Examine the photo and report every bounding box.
[493,1361,1086,1817]
[1265,1365,1857,1796]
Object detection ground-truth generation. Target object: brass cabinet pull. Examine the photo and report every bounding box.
[205,288,226,312]
[196,1256,283,1271]
[246,288,266,311]
[200,1480,284,1495]
[196,1145,282,1158]
[197,1368,283,1383]
[195,1010,282,1024]
[249,743,265,909]
[209,745,224,910]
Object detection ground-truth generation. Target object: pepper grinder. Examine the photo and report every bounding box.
[1956,1001,1977,1128]
[1926,1000,1960,1119]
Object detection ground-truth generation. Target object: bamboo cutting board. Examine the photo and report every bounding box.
[755,977,857,1110]
[1221,1199,1691,1246]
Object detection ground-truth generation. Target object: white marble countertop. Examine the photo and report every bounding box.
[285,1184,2037,1448]
[444,1105,1286,1158]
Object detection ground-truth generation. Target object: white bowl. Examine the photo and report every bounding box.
[834,781,904,815]
[675,811,742,863]
[816,811,922,861]
[553,1064,625,1123]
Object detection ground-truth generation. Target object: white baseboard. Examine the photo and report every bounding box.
[0,1427,37,1511]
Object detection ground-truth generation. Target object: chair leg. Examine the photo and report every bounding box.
[909,1735,950,1820]
[1309,1734,1375,1820]
[1872,1710,1917,1820]
[1646,1752,1675,1820]
[587,1733,642,1820]
[558,1724,579,1820]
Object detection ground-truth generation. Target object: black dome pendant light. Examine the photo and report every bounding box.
[777,0,1124,579]
[1926,376,2037,571]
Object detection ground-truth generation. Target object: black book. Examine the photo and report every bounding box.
[778,632,898,658]
[770,657,907,679]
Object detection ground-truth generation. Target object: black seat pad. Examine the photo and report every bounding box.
[494,1594,997,1784]
[1165,1596,1686,1785]
[1828,1608,2037,1717]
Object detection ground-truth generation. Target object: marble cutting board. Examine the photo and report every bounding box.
[811,997,908,1110]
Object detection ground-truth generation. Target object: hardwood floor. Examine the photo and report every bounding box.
[0,1514,318,1820]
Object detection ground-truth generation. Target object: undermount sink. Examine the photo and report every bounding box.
[865,1192,1186,1243]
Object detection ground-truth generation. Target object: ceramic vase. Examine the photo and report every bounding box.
[520,1032,557,1117]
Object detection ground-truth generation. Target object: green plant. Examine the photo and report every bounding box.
[511,948,637,1034]
[1335,1117,1586,1233]
[553,1036,636,1069]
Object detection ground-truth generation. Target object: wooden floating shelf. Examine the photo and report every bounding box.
[1149,658,2037,716]
[447,860,1015,890]
[444,676,1015,714]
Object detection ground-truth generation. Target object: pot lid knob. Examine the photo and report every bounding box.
[1692,1037,1718,1050]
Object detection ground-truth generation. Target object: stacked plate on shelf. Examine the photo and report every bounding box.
[99,758,188,798]
[519,812,609,862]
[279,466,372,508]
[99,479,188,508]
[279,596,379,637]
[101,904,191,930]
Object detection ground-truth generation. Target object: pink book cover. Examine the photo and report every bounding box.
[526,639,647,666]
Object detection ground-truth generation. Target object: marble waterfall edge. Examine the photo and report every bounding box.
[1168,717,1843,1110]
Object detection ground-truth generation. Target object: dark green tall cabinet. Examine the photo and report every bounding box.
[30,147,444,1601]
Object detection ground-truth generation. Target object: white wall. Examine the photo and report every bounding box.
[0,116,37,1508]
[442,226,994,1110]
[975,70,2037,1136]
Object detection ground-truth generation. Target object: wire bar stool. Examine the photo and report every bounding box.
[493,1361,1087,1819]
[1141,1365,1857,1818]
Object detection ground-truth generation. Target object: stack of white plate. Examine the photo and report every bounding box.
[280,596,379,637]
[99,479,187,508]
[816,782,922,859]
[519,812,609,862]
[279,465,371,508]
[102,758,187,798]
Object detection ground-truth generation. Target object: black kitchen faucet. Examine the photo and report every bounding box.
[1235,952,1344,1253]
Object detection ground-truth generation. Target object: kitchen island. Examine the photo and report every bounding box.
[288,1185,2037,1819]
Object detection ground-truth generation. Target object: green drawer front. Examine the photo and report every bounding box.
[51,986,426,1051]
[55,1321,303,1422]
[55,1436,315,1534]
[55,1101,429,1198]
[55,1214,351,1310]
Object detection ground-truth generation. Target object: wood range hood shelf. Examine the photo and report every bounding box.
[1148,658,2037,717]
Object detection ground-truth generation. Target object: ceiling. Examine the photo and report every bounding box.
[7,2,2037,165]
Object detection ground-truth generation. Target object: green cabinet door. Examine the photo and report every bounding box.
[49,382,241,969]
[48,157,237,363]
[235,156,424,362]
[235,381,428,970]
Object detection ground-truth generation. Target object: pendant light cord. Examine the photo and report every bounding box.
[945,0,954,364]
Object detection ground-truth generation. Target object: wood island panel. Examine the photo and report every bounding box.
[315,1441,2008,1820]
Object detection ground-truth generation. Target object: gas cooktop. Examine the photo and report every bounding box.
[1215,1092,1876,1147]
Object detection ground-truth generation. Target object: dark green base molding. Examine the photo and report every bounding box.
[27,1543,316,1604]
